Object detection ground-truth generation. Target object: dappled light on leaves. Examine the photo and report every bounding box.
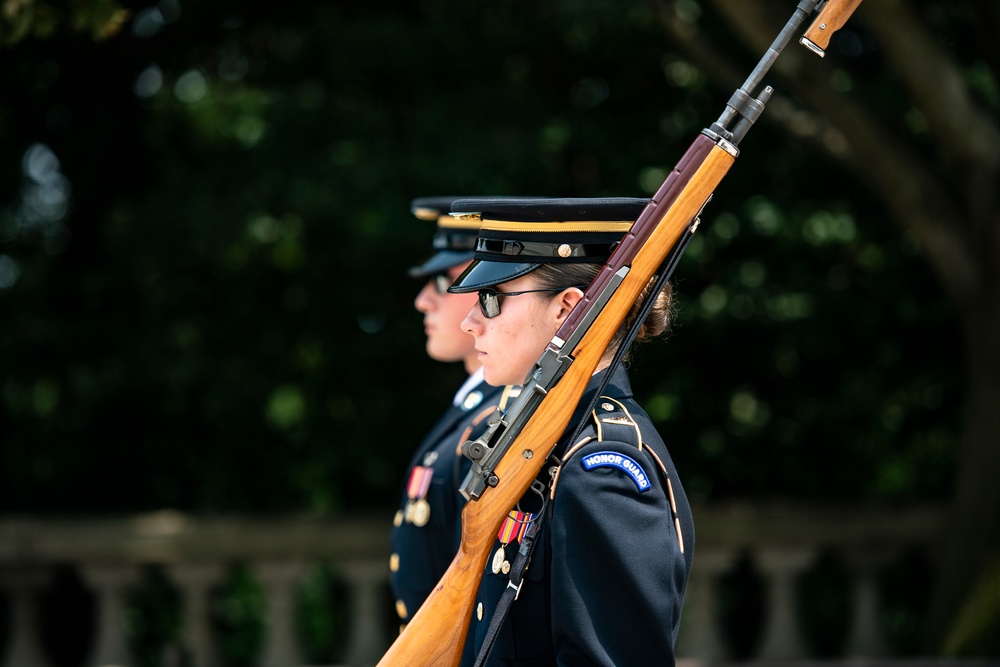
[729,389,770,432]
[174,70,208,104]
[0,0,968,526]
[131,0,180,39]
[802,209,857,246]
[134,64,163,98]
[266,385,306,431]
[18,143,70,242]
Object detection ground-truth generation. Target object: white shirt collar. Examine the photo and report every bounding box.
[453,366,485,406]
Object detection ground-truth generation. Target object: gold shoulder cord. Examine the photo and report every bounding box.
[549,396,684,554]
[498,385,521,410]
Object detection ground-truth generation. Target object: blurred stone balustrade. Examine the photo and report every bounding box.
[0,504,962,666]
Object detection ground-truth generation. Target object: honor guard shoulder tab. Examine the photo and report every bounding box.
[551,395,686,554]
[549,396,654,499]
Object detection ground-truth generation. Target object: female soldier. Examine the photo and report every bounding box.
[389,197,519,632]
[447,197,694,667]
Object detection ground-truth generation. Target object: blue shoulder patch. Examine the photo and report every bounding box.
[580,451,651,492]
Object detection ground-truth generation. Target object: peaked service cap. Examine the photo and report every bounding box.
[407,196,482,279]
[446,197,649,292]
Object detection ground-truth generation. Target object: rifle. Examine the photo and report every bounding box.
[378,1,864,664]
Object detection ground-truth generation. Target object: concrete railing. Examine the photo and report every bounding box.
[0,504,946,666]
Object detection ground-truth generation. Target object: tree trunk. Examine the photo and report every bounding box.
[927,297,1000,652]
[651,0,1000,654]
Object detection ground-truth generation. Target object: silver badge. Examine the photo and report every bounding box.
[463,390,484,411]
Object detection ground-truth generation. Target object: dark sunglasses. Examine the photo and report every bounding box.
[429,272,453,295]
[477,285,587,319]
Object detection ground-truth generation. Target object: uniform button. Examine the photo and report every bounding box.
[477,602,483,621]
[389,553,400,572]
[463,390,484,410]
[393,510,404,527]
[396,600,408,619]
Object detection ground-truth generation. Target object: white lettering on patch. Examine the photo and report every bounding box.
[581,451,651,492]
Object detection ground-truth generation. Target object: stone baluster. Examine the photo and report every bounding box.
[755,547,815,660]
[252,561,305,667]
[676,549,735,660]
[844,549,892,657]
[340,560,389,666]
[166,563,225,667]
[79,565,140,667]
[0,566,53,667]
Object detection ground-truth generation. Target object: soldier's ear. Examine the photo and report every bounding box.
[552,287,585,324]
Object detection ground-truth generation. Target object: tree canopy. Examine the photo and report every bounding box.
[0,0,995,656]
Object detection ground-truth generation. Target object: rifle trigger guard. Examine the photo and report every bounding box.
[514,478,549,531]
[528,478,550,514]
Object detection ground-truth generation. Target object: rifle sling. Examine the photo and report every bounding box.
[567,216,698,447]
[472,219,697,666]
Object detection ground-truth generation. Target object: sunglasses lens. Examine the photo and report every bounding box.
[433,274,451,294]
[478,290,501,318]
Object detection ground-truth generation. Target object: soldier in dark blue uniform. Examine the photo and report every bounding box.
[446,197,695,667]
[389,197,519,632]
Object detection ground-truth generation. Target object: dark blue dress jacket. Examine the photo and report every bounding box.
[389,378,514,627]
[462,365,695,667]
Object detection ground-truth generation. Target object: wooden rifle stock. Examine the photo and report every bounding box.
[378,1,866,664]
[800,0,864,57]
[377,136,736,667]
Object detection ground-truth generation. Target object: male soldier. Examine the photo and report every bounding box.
[388,196,519,631]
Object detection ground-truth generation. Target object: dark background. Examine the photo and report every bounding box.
[0,0,995,663]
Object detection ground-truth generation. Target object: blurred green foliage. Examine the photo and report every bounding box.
[0,0,987,664]
[0,0,129,46]
[0,0,962,516]
[128,568,181,667]
[211,566,265,666]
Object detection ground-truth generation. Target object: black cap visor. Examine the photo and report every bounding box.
[447,259,541,293]
[407,250,474,279]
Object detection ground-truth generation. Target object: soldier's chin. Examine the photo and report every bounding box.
[482,366,503,388]
[426,341,462,364]
[483,366,515,388]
